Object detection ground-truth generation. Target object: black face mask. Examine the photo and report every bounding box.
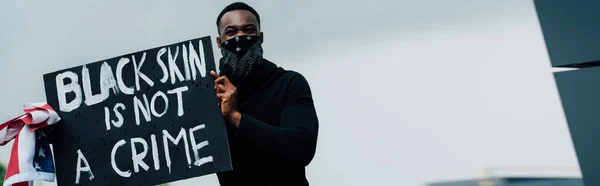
[219,35,264,81]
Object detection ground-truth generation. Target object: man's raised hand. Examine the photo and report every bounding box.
[210,70,241,127]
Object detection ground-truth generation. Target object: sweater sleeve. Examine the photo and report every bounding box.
[236,74,319,167]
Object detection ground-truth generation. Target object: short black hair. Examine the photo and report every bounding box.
[216,2,261,34]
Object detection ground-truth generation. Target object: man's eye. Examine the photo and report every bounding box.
[225,30,235,35]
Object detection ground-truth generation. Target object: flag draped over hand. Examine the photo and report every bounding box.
[0,102,61,186]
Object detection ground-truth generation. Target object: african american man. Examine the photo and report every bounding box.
[209,2,319,186]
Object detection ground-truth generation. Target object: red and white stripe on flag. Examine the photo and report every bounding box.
[0,102,61,186]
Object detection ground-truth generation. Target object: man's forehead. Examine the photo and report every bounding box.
[220,10,258,27]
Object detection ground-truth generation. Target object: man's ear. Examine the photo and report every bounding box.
[216,37,222,48]
[260,32,264,43]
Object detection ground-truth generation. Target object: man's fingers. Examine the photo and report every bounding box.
[214,76,226,89]
[216,84,227,93]
[222,76,233,86]
[217,93,225,99]
[210,70,219,79]
[214,76,237,91]
[214,76,227,85]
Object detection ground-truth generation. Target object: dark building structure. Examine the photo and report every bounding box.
[534,0,600,185]
[428,177,583,186]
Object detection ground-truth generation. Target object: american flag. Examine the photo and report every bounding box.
[0,102,60,186]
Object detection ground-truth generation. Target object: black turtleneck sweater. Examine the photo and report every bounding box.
[216,59,319,186]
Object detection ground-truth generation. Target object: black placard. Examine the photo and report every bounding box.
[42,36,232,186]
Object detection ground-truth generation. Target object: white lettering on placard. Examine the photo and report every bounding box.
[168,46,185,84]
[150,91,168,117]
[116,57,134,95]
[132,52,154,91]
[189,40,207,79]
[91,125,213,179]
[99,62,120,96]
[105,103,126,131]
[189,124,213,166]
[75,149,95,184]
[162,128,191,174]
[54,39,209,114]
[156,48,169,83]
[111,139,131,178]
[56,71,82,112]
[112,103,125,128]
[81,63,119,106]
[104,107,111,130]
[182,44,191,80]
[150,134,160,171]
[133,94,151,125]
[131,137,150,173]
[81,65,104,106]
[167,86,189,117]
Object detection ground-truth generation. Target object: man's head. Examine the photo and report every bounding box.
[216,2,266,82]
[216,2,263,47]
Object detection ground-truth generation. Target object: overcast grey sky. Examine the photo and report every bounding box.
[0,0,580,185]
